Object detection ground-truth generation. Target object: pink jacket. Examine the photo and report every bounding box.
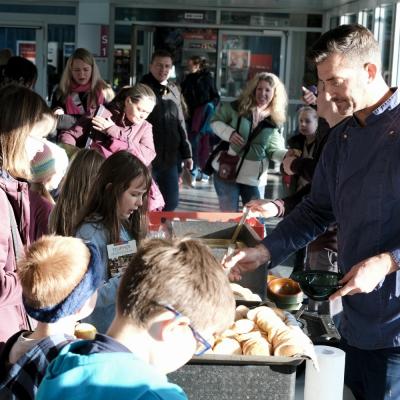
[96,111,156,166]
[59,107,156,166]
[0,172,30,352]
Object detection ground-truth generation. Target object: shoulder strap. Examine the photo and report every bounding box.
[6,196,24,261]
[234,118,265,178]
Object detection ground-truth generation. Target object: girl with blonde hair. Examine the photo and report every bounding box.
[210,72,288,211]
[52,48,114,150]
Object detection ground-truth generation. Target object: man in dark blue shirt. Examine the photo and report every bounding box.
[226,24,400,400]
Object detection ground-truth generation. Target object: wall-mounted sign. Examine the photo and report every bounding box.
[100,25,109,57]
[184,12,204,20]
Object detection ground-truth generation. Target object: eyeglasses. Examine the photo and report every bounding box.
[160,304,212,356]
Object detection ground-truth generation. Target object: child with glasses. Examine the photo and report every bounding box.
[37,237,235,399]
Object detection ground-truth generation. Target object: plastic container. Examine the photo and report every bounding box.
[168,354,301,400]
[149,211,265,239]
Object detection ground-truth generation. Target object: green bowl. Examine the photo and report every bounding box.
[290,270,343,301]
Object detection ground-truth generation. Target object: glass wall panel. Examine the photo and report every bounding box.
[219,32,282,98]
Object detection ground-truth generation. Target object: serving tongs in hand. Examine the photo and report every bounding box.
[223,207,249,275]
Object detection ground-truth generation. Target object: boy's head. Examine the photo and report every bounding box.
[116,237,235,373]
[297,106,318,136]
[18,235,103,324]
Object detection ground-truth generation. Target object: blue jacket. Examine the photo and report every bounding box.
[36,334,187,400]
[263,88,400,350]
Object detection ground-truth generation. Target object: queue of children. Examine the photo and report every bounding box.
[0,44,335,400]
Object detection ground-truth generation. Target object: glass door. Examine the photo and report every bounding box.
[217,30,285,100]
[0,23,46,98]
[130,24,154,86]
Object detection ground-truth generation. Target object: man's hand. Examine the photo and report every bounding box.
[92,116,114,132]
[330,252,397,300]
[183,158,193,170]
[301,86,317,106]
[229,131,245,147]
[223,244,271,281]
[246,199,280,218]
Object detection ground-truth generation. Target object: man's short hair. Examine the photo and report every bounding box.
[308,24,381,68]
[117,238,235,333]
[151,49,173,64]
[18,235,91,309]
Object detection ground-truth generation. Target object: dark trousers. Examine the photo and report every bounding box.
[340,339,400,400]
[152,164,179,211]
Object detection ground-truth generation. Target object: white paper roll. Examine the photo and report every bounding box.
[304,345,345,400]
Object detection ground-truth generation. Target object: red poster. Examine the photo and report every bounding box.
[249,54,273,79]
[17,41,36,63]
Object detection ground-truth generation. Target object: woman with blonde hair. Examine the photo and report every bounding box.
[209,72,288,211]
[0,84,55,350]
[52,48,114,149]
[49,148,105,237]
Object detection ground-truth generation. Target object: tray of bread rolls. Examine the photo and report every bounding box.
[191,303,317,366]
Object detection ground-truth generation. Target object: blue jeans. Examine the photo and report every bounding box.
[213,174,262,211]
[340,339,400,400]
[152,165,179,211]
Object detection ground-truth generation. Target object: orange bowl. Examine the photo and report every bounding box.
[267,277,303,308]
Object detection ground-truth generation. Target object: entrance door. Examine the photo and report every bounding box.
[217,30,285,99]
[0,23,46,98]
[130,24,155,85]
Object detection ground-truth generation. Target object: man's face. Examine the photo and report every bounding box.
[149,56,173,83]
[317,53,369,115]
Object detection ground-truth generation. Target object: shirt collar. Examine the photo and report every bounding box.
[364,87,399,124]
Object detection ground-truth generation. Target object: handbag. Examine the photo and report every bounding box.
[217,150,240,181]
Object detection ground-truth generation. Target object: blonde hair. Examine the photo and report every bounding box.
[58,48,112,108]
[238,72,288,126]
[298,105,318,120]
[18,235,91,308]
[0,84,54,179]
[49,149,105,236]
[117,237,235,334]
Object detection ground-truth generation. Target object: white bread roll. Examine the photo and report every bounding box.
[213,338,242,355]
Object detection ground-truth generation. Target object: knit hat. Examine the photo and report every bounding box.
[30,141,55,184]
[30,140,68,189]
[23,241,103,323]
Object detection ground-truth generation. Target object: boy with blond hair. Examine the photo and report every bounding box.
[0,235,102,399]
[37,237,235,399]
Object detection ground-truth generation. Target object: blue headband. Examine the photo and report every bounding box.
[23,241,103,323]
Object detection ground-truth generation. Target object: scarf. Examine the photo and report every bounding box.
[65,82,104,115]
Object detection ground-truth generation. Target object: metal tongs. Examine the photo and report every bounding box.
[224,207,249,275]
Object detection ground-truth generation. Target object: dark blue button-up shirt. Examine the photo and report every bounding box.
[263,88,400,350]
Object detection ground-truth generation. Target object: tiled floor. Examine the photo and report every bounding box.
[176,171,286,212]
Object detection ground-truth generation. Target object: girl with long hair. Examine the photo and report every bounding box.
[53,48,114,150]
[49,148,105,236]
[74,150,151,278]
[0,84,55,350]
[74,150,152,332]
